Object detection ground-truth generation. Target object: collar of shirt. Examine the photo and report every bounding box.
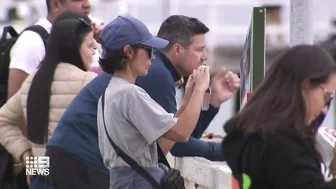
[37,18,52,33]
[154,50,181,82]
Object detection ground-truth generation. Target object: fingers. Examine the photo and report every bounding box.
[185,74,195,87]
[196,65,210,74]
[187,74,194,82]
[216,67,227,78]
[224,71,240,90]
[192,69,197,78]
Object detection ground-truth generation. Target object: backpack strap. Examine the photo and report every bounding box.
[157,143,171,169]
[0,26,19,43]
[22,25,49,49]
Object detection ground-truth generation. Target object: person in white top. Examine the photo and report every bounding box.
[8,0,102,99]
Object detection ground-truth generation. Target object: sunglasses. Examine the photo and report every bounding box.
[131,44,153,58]
[78,17,91,26]
[318,86,334,107]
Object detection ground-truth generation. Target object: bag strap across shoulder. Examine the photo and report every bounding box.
[23,25,49,48]
[101,91,162,189]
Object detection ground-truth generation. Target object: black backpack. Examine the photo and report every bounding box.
[0,25,49,107]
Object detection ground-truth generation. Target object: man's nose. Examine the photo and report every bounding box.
[202,51,208,61]
[83,0,91,8]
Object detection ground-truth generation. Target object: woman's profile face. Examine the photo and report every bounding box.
[304,73,336,125]
[129,46,154,76]
[80,31,96,70]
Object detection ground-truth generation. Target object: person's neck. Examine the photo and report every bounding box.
[161,50,183,77]
[113,70,137,84]
[47,14,57,25]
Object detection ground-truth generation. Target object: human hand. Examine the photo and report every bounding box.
[210,67,240,107]
[183,74,195,102]
[21,150,33,184]
[92,22,105,44]
[200,136,223,143]
[13,162,23,176]
[194,65,210,92]
[202,132,214,139]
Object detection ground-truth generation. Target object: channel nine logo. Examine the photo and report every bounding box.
[25,156,50,176]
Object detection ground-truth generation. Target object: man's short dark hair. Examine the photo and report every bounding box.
[46,0,67,13]
[157,15,209,51]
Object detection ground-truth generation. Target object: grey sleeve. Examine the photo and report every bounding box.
[127,87,177,145]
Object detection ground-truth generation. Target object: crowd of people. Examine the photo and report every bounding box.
[0,0,335,188]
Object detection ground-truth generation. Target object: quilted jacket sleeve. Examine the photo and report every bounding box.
[0,89,31,162]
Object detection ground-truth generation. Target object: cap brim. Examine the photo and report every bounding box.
[142,36,169,49]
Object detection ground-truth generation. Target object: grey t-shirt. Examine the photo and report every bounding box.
[97,77,177,169]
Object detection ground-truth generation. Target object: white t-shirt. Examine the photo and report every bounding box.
[9,18,101,74]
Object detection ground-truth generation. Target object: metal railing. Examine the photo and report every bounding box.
[167,154,234,189]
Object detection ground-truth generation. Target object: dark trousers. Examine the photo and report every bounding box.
[46,147,109,189]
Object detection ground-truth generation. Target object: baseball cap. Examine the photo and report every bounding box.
[100,16,169,55]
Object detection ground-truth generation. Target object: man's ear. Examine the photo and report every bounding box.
[50,0,63,13]
[172,43,183,56]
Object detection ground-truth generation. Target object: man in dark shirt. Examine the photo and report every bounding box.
[152,15,240,159]
[47,14,240,185]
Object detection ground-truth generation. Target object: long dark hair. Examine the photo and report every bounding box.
[26,12,92,144]
[224,45,336,139]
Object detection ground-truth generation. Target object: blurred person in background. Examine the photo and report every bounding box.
[8,0,101,99]
[223,45,336,189]
[0,11,96,189]
[2,0,102,185]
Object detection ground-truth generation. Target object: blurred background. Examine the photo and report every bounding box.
[1,0,336,161]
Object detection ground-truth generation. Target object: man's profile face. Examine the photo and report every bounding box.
[178,34,208,76]
[60,0,91,15]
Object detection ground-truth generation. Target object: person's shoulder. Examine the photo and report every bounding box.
[116,82,148,99]
[83,71,98,84]
[12,29,44,50]
[120,83,144,94]
[265,126,314,155]
[80,72,111,96]
[13,19,50,47]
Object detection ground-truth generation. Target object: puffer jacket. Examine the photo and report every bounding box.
[0,63,97,163]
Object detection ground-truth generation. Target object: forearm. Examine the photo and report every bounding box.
[170,137,225,161]
[158,138,175,155]
[174,89,205,138]
[192,105,219,138]
[175,89,192,118]
[0,93,30,162]
[175,103,187,118]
